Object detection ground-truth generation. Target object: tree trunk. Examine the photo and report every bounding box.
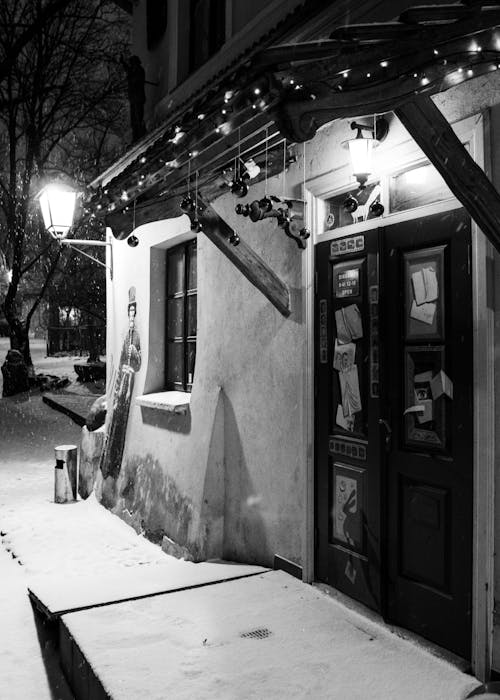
[9,318,33,373]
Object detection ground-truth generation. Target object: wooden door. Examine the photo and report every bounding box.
[383,209,473,658]
[315,229,383,612]
[315,209,473,658]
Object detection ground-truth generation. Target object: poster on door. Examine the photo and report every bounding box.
[333,468,363,549]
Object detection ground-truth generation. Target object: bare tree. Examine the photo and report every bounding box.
[0,0,128,369]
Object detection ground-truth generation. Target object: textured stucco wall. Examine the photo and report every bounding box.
[99,175,306,566]
[98,71,500,571]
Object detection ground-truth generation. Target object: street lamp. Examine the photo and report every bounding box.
[37,184,77,239]
[37,182,112,278]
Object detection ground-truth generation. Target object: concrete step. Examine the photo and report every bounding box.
[56,570,479,700]
[28,561,269,620]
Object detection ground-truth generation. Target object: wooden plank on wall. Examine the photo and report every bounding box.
[395,95,500,253]
[200,204,291,318]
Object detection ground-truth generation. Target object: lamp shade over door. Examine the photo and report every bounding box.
[347,136,376,187]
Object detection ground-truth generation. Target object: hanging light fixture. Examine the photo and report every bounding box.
[37,181,113,277]
[37,183,77,239]
[344,116,389,188]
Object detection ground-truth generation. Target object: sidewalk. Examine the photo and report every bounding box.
[0,392,482,700]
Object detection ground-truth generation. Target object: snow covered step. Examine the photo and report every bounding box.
[58,570,479,700]
[28,560,269,620]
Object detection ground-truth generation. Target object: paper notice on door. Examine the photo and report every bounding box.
[411,266,438,305]
[343,304,363,340]
[416,399,433,424]
[335,304,363,343]
[333,340,356,372]
[340,365,362,417]
[414,370,433,384]
[335,309,351,344]
[430,370,453,400]
[410,300,436,325]
[403,405,425,416]
[336,404,354,431]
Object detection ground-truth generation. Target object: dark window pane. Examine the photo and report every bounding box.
[187,341,196,386]
[167,248,185,295]
[167,298,184,339]
[166,240,197,391]
[189,0,226,73]
[167,341,184,386]
[187,243,197,291]
[186,294,197,337]
[147,0,168,50]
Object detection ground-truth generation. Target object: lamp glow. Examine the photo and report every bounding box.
[37,184,77,239]
[347,132,376,188]
[344,117,389,189]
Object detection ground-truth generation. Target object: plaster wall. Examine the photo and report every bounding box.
[102,175,305,567]
[101,70,500,573]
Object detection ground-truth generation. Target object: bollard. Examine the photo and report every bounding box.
[54,444,78,503]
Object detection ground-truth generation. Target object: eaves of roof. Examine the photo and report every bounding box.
[89,0,332,191]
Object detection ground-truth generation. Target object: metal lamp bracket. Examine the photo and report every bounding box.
[60,238,113,279]
[350,116,389,142]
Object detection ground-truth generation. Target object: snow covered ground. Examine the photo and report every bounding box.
[0,337,81,395]
[0,337,484,700]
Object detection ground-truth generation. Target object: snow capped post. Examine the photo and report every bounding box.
[54,445,78,503]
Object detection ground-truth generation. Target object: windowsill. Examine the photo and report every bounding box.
[135,391,191,415]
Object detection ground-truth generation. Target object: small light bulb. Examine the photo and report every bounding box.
[254,87,261,95]
[433,48,439,55]
[421,76,430,85]
[380,61,388,68]
[467,68,473,76]
[366,72,371,78]
[140,156,146,164]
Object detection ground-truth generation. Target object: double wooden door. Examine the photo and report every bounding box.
[315,209,473,658]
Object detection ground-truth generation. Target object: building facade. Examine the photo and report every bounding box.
[88,0,500,680]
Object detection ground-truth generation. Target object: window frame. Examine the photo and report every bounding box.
[165,239,197,393]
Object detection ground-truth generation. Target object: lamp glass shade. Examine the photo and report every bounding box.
[38,185,77,239]
[347,136,376,182]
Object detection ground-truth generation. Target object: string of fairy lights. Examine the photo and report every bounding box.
[88,28,500,224]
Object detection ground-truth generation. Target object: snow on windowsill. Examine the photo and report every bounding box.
[135,391,191,415]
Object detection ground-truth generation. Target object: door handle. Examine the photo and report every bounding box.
[378,418,392,446]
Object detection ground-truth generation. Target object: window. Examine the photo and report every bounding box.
[322,182,382,232]
[189,0,226,73]
[389,162,452,213]
[147,0,168,50]
[166,240,197,392]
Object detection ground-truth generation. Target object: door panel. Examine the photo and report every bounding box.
[383,209,473,658]
[315,209,473,659]
[316,231,382,612]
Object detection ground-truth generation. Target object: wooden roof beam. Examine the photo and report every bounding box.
[395,95,500,253]
[399,5,475,24]
[199,203,291,317]
[329,23,419,42]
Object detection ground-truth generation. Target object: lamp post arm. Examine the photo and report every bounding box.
[60,239,112,279]
[61,239,110,247]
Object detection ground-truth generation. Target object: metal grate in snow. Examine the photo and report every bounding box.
[240,627,272,640]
